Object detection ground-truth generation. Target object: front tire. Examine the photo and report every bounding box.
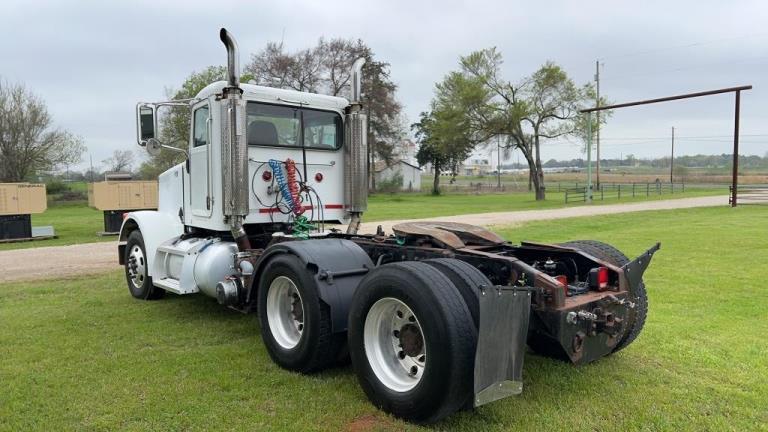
[348,261,476,423]
[257,254,343,373]
[124,230,164,300]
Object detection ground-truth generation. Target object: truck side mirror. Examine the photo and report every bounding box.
[136,104,158,146]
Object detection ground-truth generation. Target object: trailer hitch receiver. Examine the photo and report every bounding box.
[473,285,532,407]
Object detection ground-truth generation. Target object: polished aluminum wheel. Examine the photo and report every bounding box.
[363,297,426,392]
[266,276,305,349]
[127,244,146,289]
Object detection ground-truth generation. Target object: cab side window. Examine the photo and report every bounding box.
[193,106,209,147]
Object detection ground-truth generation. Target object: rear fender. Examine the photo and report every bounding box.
[249,238,374,333]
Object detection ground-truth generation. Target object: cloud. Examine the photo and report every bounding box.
[1,0,766,170]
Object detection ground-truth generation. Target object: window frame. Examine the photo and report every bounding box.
[192,105,210,148]
[245,101,344,151]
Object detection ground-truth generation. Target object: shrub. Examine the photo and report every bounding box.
[376,173,404,194]
[45,180,70,195]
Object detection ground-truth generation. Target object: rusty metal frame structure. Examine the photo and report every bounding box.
[581,85,752,207]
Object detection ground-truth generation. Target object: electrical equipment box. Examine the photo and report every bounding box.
[0,183,49,241]
[0,183,47,216]
[88,180,158,234]
[88,181,158,211]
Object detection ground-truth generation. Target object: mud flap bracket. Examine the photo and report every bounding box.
[473,285,532,407]
[621,242,661,290]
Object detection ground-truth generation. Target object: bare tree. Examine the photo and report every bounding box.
[0,79,85,182]
[245,38,404,189]
[102,149,135,173]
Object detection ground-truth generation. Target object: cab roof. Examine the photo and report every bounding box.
[195,81,350,112]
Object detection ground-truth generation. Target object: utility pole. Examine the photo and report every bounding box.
[496,135,502,188]
[670,127,675,183]
[89,154,94,183]
[595,60,601,188]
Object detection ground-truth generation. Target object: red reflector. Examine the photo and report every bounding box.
[262,171,272,182]
[555,275,568,296]
[315,172,323,182]
[597,267,609,290]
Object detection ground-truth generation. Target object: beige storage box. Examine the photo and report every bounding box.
[0,183,47,215]
[88,181,158,211]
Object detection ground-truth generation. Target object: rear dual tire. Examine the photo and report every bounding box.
[347,261,478,423]
[257,254,344,373]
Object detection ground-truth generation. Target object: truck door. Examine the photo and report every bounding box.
[190,103,212,217]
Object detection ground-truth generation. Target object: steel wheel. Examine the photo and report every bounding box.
[127,244,146,290]
[364,297,426,392]
[266,275,305,349]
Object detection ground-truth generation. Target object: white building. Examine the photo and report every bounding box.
[374,160,422,191]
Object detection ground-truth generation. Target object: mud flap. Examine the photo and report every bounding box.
[622,243,661,291]
[473,286,532,407]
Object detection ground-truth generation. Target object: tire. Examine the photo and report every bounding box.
[560,240,648,353]
[347,261,476,423]
[124,230,165,300]
[257,254,344,373]
[423,258,491,328]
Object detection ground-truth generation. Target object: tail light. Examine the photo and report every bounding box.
[315,172,324,183]
[589,267,610,291]
[262,171,272,182]
[555,275,568,296]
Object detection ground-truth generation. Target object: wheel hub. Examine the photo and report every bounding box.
[364,297,427,392]
[127,245,146,289]
[266,276,305,349]
[398,324,423,357]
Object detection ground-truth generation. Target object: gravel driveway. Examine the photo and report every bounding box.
[0,195,728,284]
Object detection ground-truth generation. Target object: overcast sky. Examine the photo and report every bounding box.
[2,0,767,171]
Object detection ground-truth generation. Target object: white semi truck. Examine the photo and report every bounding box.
[120,28,659,423]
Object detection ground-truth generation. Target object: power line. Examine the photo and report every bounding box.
[598,32,768,61]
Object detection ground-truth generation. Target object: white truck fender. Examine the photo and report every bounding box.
[117,210,184,277]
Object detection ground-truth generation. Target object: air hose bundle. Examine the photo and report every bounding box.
[267,158,316,239]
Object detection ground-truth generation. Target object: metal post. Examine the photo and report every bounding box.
[595,60,601,188]
[586,112,593,202]
[732,91,741,207]
[670,126,675,183]
[497,135,502,189]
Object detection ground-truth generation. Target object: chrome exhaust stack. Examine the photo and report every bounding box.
[345,58,368,234]
[219,28,250,250]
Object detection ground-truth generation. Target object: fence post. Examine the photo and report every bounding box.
[646,183,649,196]
[618,184,621,199]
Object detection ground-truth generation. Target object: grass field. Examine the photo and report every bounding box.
[1,187,726,251]
[1,206,765,431]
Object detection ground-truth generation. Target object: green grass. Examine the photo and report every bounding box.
[1,206,766,431]
[1,187,724,251]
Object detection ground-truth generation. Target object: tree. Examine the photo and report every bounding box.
[413,109,474,195]
[0,79,85,182]
[451,49,606,200]
[137,66,254,179]
[246,38,404,189]
[102,149,134,173]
